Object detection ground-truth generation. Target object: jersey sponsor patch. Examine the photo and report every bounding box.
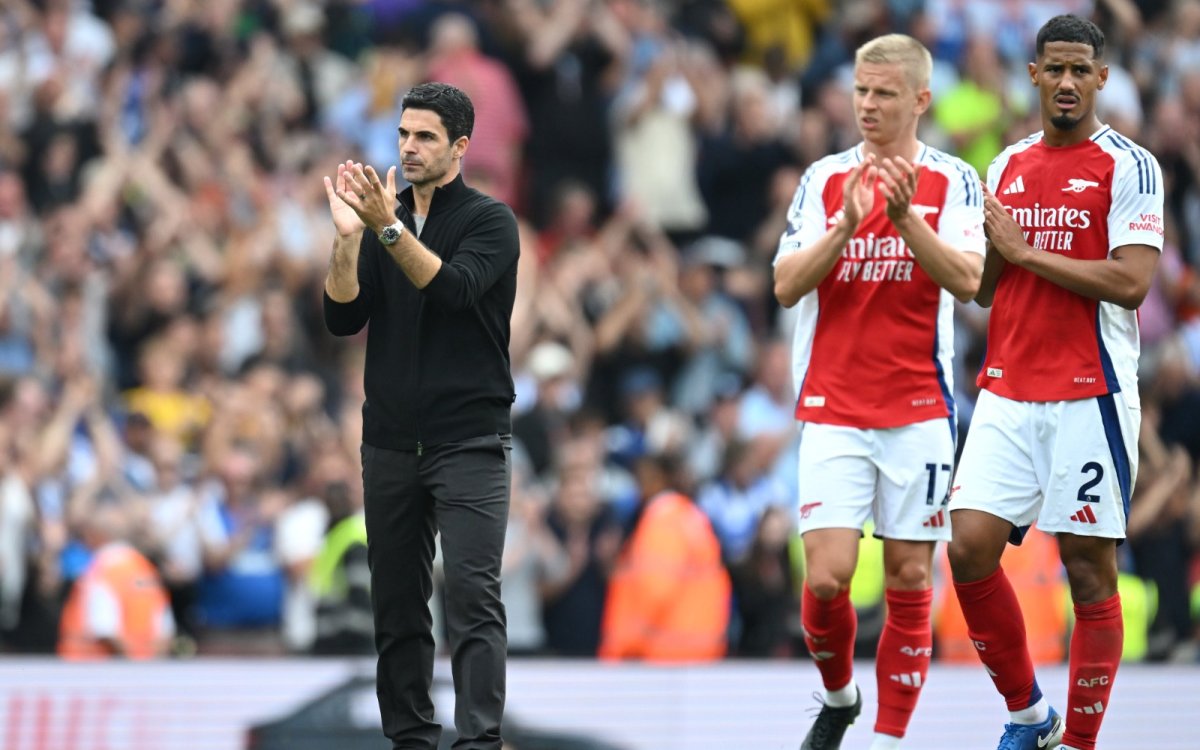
[1128,212,1163,235]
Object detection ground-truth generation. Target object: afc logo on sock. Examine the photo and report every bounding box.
[1076,675,1109,687]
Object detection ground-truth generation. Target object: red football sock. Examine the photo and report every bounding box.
[1062,594,1122,750]
[874,588,933,738]
[802,584,857,691]
[953,567,1043,711]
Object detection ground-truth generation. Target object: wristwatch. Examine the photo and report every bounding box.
[378,221,405,246]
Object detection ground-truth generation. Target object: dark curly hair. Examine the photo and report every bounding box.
[402,82,475,142]
[1036,14,1105,59]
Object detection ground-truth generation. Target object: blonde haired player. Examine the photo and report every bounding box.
[774,33,985,750]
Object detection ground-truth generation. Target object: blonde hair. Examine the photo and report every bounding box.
[855,34,932,91]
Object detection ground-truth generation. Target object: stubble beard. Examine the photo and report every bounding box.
[406,159,449,190]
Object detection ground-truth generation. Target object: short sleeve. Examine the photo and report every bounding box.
[935,159,986,255]
[985,155,1004,194]
[1107,150,1165,252]
[773,163,831,266]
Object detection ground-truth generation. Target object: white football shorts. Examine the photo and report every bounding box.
[796,417,957,541]
[950,389,1138,542]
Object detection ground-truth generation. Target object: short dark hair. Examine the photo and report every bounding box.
[402,82,474,142]
[1036,14,1105,59]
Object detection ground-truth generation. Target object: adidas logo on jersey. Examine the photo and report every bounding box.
[922,510,946,528]
[1070,506,1098,524]
[1002,176,1026,195]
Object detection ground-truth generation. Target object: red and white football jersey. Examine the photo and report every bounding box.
[980,126,1165,402]
[775,143,986,429]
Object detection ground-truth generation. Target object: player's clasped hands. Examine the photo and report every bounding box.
[981,183,1030,265]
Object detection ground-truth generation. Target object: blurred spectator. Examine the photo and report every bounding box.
[123,337,211,448]
[277,455,336,654]
[726,0,830,72]
[426,12,529,208]
[1128,406,1197,660]
[192,447,286,655]
[0,415,35,644]
[697,68,799,243]
[729,505,799,657]
[507,0,629,226]
[598,452,731,661]
[309,477,372,656]
[670,237,756,415]
[541,440,624,656]
[0,169,41,266]
[502,451,570,654]
[139,433,209,642]
[584,215,707,423]
[612,22,710,238]
[605,366,694,470]
[514,340,580,477]
[58,504,174,660]
[697,438,790,561]
[0,237,52,376]
[933,36,1014,176]
[324,46,422,171]
[686,373,745,484]
[736,338,794,441]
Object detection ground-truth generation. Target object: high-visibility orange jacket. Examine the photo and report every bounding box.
[599,492,731,661]
[59,543,174,660]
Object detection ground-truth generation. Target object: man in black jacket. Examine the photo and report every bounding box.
[322,82,519,750]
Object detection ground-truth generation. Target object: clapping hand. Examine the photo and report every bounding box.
[323,161,367,237]
[878,156,920,223]
[324,161,398,236]
[839,154,877,231]
[345,162,398,234]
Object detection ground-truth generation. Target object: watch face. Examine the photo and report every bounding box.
[380,226,400,244]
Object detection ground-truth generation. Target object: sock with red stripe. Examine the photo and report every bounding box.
[802,584,857,698]
[874,588,933,738]
[1063,594,1122,750]
[953,567,1044,713]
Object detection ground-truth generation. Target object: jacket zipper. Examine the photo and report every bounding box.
[410,212,424,457]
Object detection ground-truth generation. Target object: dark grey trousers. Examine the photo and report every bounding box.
[362,434,511,750]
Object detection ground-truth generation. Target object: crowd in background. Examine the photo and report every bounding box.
[1,0,1199,662]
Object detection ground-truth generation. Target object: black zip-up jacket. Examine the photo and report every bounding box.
[323,174,519,451]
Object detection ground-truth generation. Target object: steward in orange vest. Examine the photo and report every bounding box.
[599,455,732,661]
[59,508,174,660]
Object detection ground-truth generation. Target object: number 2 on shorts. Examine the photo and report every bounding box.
[1078,461,1104,503]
